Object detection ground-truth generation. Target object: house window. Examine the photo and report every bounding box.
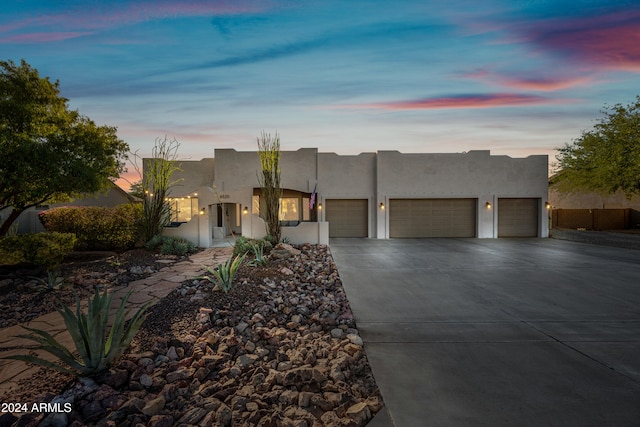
[252,195,260,214]
[279,198,299,221]
[170,197,198,222]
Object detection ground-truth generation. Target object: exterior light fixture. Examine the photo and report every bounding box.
[200,208,205,215]
[318,203,322,210]
[485,202,492,209]
[379,202,385,210]
[243,206,249,214]
[545,202,551,210]
[194,192,198,196]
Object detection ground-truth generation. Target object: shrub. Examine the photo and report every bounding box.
[0,232,76,269]
[3,289,151,376]
[145,235,195,256]
[160,236,195,257]
[39,204,142,251]
[233,236,272,257]
[144,234,166,251]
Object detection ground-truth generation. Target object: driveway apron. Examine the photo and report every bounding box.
[331,238,640,427]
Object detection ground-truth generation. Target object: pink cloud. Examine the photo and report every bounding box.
[462,69,593,92]
[334,93,565,110]
[521,10,640,72]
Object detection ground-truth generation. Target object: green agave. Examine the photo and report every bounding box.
[4,289,151,376]
[248,242,268,267]
[199,253,246,293]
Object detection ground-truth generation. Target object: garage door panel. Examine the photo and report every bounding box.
[498,198,538,237]
[390,198,476,238]
[326,199,368,238]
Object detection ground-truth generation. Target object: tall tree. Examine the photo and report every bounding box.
[555,96,640,195]
[257,131,282,243]
[0,59,129,235]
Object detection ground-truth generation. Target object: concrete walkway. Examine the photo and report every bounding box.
[0,246,232,399]
[331,238,640,427]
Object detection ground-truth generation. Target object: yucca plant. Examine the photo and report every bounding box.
[248,242,268,267]
[199,253,246,293]
[3,289,151,376]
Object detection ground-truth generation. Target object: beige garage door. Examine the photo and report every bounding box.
[498,198,539,237]
[390,199,477,238]
[326,199,368,237]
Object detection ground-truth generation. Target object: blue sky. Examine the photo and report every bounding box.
[2,1,639,187]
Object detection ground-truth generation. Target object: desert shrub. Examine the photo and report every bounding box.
[264,234,278,247]
[39,204,142,250]
[145,235,195,256]
[0,232,76,269]
[144,234,166,251]
[233,236,272,257]
[160,236,196,257]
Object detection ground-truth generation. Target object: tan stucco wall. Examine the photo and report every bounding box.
[147,148,548,244]
[375,151,549,238]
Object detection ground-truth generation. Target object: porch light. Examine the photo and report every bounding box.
[200,208,205,215]
[379,202,385,210]
[243,206,249,214]
[545,202,551,210]
[485,202,492,209]
[318,203,322,210]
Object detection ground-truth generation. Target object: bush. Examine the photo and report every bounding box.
[145,235,196,257]
[0,232,77,269]
[39,204,142,251]
[233,236,272,257]
[160,237,195,257]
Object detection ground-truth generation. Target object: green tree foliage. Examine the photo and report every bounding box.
[130,136,182,243]
[555,96,640,195]
[0,59,129,236]
[257,132,282,243]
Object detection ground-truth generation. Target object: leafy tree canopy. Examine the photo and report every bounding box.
[0,59,129,235]
[555,96,640,196]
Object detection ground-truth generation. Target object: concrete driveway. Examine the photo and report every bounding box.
[330,238,640,427]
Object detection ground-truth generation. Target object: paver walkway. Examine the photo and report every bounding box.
[0,246,232,398]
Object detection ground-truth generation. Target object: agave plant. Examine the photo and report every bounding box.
[199,253,246,293]
[248,242,268,267]
[28,270,65,292]
[3,289,151,376]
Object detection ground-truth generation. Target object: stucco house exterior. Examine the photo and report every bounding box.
[154,148,549,246]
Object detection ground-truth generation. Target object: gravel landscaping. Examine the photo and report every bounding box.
[0,244,383,427]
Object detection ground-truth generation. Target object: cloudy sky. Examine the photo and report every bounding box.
[2,0,640,187]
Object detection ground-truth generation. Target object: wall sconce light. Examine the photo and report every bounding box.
[379,202,385,210]
[545,202,551,210]
[199,208,205,215]
[485,202,492,209]
[243,206,249,214]
[318,203,322,210]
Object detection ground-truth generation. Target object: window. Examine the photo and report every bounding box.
[170,197,198,222]
[279,198,299,221]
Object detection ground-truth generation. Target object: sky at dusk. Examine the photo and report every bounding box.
[2,0,640,188]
